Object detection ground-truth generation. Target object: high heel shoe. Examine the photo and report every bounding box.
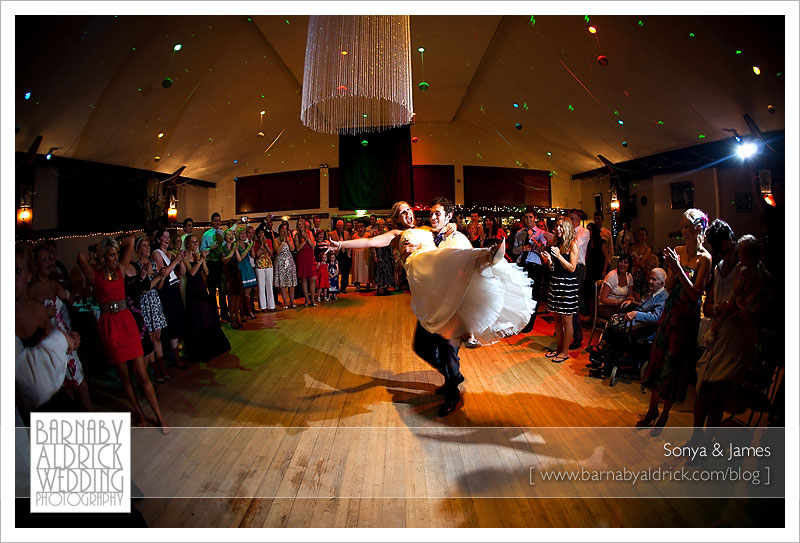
[635,408,659,428]
[649,412,670,437]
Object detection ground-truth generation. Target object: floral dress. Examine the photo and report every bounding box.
[273,239,297,288]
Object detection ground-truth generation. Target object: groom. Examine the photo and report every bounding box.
[404,197,473,416]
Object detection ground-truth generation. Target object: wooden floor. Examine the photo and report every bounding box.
[87,289,781,528]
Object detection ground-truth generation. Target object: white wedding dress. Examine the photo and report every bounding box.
[400,229,535,345]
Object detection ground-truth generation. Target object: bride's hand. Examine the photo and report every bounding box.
[444,222,457,237]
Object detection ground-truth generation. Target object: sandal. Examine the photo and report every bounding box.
[545,349,559,358]
[635,408,659,428]
[552,354,569,363]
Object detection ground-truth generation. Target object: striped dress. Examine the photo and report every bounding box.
[548,247,579,314]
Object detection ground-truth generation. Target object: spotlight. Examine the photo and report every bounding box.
[736,142,758,159]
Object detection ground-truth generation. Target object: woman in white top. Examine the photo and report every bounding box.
[597,253,634,319]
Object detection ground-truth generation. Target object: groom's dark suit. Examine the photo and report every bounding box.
[411,228,472,416]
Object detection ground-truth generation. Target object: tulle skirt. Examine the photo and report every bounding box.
[405,243,535,345]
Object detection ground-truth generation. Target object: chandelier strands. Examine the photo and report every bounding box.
[301,15,414,135]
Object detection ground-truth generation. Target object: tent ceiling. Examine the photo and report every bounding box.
[15,14,785,186]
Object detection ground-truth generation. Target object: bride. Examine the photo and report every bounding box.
[327,201,535,345]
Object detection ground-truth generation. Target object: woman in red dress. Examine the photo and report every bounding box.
[77,235,169,433]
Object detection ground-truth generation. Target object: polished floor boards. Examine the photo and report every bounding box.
[88,290,780,528]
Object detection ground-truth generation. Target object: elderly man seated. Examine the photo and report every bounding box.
[587,267,668,378]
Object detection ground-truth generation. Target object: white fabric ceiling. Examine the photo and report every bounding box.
[14,13,786,185]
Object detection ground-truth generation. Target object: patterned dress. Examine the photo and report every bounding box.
[133,261,167,333]
[374,245,396,289]
[44,295,86,388]
[642,265,701,403]
[273,240,297,288]
[328,261,340,293]
[124,267,155,356]
[548,248,579,315]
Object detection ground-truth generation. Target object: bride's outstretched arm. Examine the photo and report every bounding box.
[327,229,403,250]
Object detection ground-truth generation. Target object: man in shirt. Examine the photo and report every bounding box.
[569,209,591,349]
[594,211,614,257]
[615,221,635,256]
[180,217,194,249]
[512,208,552,332]
[200,212,228,320]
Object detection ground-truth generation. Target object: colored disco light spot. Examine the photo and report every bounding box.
[361,140,368,147]
[24,92,31,100]
[208,137,214,142]
[233,160,238,164]
[657,120,664,125]
[418,81,429,91]
[622,141,628,147]
[162,77,172,88]
[476,153,482,158]
[362,114,368,118]
[341,50,348,55]
[173,43,182,51]
[513,103,519,108]
[689,32,695,37]
[546,152,552,156]
[157,132,164,138]
[523,102,529,110]
[752,66,761,75]
[247,17,252,22]
[257,132,265,137]
[777,72,782,77]
[638,20,644,26]
[617,119,624,125]
[480,105,485,113]
[584,15,590,23]
[735,50,742,55]
[698,134,706,139]
[515,123,522,130]
[568,104,574,111]
[417,47,425,53]
[285,19,290,24]
[411,137,419,143]
[530,16,535,26]
[613,110,619,115]
[588,26,597,34]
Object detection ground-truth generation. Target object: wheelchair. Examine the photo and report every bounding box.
[586,318,655,387]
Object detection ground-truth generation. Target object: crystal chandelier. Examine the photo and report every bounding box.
[301,15,413,135]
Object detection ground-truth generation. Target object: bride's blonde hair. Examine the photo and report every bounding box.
[389,201,413,230]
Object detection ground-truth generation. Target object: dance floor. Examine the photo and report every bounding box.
[87,290,782,528]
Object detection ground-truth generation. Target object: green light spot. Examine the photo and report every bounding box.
[551,170,557,175]
[522,102,528,110]
[362,114,368,118]
[285,19,290,24]
[546,152,552,156]
[689,32,695,37]
[735,50,742,55]
[613,110,619,115]
[361,140,368,147]
[261,94,265,98]
[137,88,142,92]
[698,134,706,139]
[530,16,535,26]
[247,17,252,22]
[657,120,664,125]
[777,72,782,77]
[173,43,182,51]
[208,137,214,142]
[584,15,590,23]
[131,47,136,51]
[568,104,574,111]
[417,47,425,53]
[515,161,522,166]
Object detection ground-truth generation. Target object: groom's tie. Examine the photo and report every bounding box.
[434,231,445,246]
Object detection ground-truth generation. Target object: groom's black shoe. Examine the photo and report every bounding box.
[435,374,465,395]
[438,390,462,417]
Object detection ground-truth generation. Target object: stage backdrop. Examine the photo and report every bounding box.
[463,166,551,207]
[412,165,455,206]
[339,125,413,210]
